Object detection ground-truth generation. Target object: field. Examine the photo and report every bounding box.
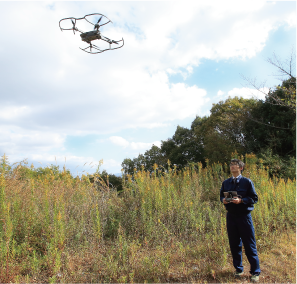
[0,154,295,283]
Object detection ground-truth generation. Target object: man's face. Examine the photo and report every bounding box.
[230,162,243,175]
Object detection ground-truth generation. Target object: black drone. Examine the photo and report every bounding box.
[59,13,124,54]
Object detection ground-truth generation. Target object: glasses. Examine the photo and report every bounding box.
[229,163,239,167]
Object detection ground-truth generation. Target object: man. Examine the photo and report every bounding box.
[220,159,261,282]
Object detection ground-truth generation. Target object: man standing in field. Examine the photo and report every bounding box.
[220,159,261,282]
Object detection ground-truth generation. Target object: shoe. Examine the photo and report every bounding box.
[234,270,244,277]
[251,274,260,282]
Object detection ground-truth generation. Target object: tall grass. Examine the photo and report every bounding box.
[0,154,295,283]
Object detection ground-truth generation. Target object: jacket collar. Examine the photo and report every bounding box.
[229,174,242,183]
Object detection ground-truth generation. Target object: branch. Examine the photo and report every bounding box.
[246,114,291,130]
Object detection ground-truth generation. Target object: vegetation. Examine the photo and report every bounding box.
[89,170,123,193]
[0,153,295,283]
[0,52,295,282]
[122,77,296,179]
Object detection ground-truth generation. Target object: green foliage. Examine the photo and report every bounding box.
[121,121,206,175]
[0,154,12,176]
[122,145,167,175]
[244,78,296,157]
[0,154,295,282]
[161,124,205,169]
[257,149,296,180]
[17,164,66,181]
[271,77,296,111]
[98,170,123,192]
[194,97,258,165]
[122,72,295,180]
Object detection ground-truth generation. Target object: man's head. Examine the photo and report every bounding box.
[230,159,245,176]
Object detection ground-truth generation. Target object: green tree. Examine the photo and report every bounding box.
[161,119,205,168]
[194,97,258,165]
[121,158,136,176]
[242,50,296,112]
[244,78,296,157]
[266,51,296,111]
[99,170,123,192]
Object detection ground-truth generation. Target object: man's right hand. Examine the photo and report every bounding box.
[223,198,229,204]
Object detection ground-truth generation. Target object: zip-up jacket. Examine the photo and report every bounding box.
[220,175,258,215]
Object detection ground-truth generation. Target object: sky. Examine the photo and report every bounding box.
[0,1,295,176]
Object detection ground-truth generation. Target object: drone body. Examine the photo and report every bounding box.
[80,30,101,43]
[59,13,124,54]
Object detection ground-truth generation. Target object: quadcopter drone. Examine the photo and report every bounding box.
[59,13,124,54]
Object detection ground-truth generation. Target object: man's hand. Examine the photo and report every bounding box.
[231,197,242,204]
[223,198,229,205]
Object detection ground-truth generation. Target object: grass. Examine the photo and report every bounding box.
[0,153,295,283]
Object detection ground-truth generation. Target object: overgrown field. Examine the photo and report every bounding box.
[0,154,295,283]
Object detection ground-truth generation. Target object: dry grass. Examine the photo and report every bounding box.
[0,154,295,283]
[9,230,295,283]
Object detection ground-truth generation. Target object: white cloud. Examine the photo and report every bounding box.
[0,106,31,120]
[102,159,122,169]
[109,136,130,148]
[228,87,269,100]
[0,1,294,173]
[217,90,225,97]
[0,1,292,135]
[0,126,65,156]
[109,136,161,150]
[286,12,296,28]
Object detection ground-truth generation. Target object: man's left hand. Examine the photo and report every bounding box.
[231,197,242,204]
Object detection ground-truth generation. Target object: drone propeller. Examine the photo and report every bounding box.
[94,16,103,31]
[97,16,103,24]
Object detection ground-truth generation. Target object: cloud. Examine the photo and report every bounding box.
[0,1,294,172]
[109,136,130,148]
[286,12,296,28]
[0,126,65,156]
[109,136,161,150]
[0,2,292,135]
[217,90,225,97]
[227,87,269,100]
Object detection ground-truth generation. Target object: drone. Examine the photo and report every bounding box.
[59,13,124,54]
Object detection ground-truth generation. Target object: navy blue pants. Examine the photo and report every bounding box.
[226,212,261,275]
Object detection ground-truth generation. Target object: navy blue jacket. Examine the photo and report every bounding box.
[220,175,258,215]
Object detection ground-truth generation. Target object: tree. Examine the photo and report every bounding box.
[194,97,258,165]
[161,123,205,168]
[243,78,296,157]
[121,155,146,175]
[120,51,296,178]
[121,146,164,175]
[242,50,296,112]
[121,121,205,174]
[99,170,123,192]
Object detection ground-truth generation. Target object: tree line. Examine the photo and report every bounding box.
[121,55,296,180]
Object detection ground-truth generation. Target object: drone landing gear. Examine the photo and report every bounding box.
[79,38,124,54]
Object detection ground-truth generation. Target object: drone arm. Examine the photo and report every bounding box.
[59,17,84,33]
[101,35,124,45]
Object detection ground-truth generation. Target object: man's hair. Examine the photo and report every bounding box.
[230,159,245,172]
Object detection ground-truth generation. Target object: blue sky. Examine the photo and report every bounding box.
[0,1,295,175]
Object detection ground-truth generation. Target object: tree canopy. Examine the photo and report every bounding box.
[121,77,295,179]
